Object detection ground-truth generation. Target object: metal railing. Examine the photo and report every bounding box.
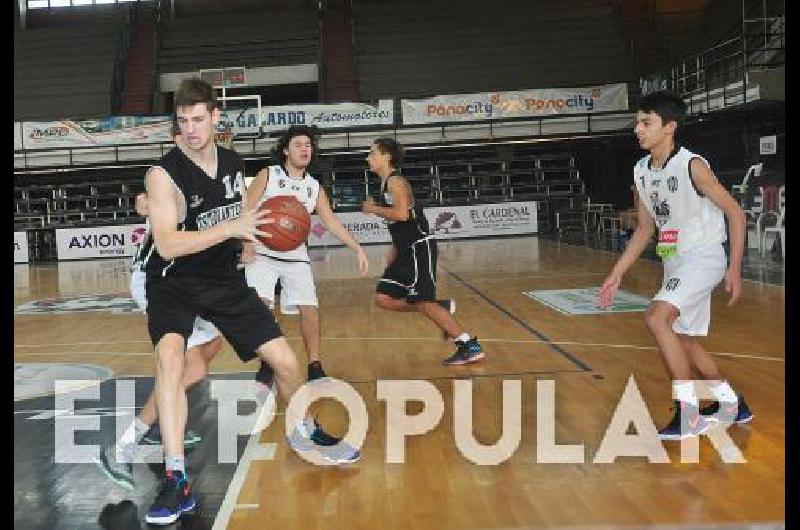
[640,0,784,114]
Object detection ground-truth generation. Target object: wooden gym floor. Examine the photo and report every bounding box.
[14,235,785,530]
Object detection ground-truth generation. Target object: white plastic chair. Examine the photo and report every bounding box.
[761,207,785,258]
[745,186,764,224]
[732,163,762,206]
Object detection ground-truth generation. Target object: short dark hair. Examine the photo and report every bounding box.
[373,137,404,168]
[174,78,218,113]
[636,91,687,128]
[275,125,318,165]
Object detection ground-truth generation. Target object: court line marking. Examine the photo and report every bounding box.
[446,269,592,371]
[211,402,277,530]
[13,339,784,362]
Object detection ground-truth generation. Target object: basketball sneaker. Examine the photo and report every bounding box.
[287,419,361,464]
[145,470,197,526]
[437,299,456,340]
[700,395,754,424]
[94,443,135,490]
[442,337,485,366]
[658,400,712,440]
[141,424,202,448]
[308,360,327,381]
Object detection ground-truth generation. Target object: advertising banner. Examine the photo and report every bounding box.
[220,100,394,135]
[402,83,628,124]
[14,231,29,263]
[20,117,173,149]
[307,201,538,247]
[55,224,147,260]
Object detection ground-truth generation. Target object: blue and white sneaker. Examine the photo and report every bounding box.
[658,401,712,441]
[145,470,197,526]
[287,419,361,464]
[443,337,485,366]
[700,395,754,424]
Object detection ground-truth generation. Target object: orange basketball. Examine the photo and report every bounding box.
[257,196,311,252]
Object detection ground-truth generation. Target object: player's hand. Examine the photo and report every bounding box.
[724,266,742,307]
[231,208,274,242]
[240,241,256,265]
[135,193,149,217]
[597,273,622,309]
[362,197,376,214]
[355,247,369,276]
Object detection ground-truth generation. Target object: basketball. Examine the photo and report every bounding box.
[257,196,311,251]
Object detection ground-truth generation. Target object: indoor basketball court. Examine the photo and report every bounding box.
[14,0,784,529]
[14,237,785,529]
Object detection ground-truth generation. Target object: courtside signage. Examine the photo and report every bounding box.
[56,224,146,260]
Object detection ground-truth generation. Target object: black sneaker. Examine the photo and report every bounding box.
[658,400,712,440]
[700,395,754,424]
[255,360,275,387]
[94,444,135,490]
[308,418,342,446]
[308,360,327,381]
[442,337,485,366]
[437,299,456,340]
[141,424,202,448]
[145,471,197,526]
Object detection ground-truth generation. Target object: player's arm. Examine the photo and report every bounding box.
[146,167,270,260]
[244,167,269,211]
[240,167,270,263]
[362,177,410,222]
[315,188,369,275]
[690,157,745,306]
[597,175,655,307]
[386,243,397,265]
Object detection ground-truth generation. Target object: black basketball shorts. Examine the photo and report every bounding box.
[145,271,282,361]
[376,236,438,303]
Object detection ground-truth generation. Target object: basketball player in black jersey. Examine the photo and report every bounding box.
[139,79,359,525]
[362,138,484,365]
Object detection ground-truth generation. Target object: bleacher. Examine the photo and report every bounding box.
[158,8,318,73]
[14,13,128,121]
[14,172,145,232]
[351,0,634,100]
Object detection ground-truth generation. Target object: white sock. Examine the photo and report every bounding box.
[165,455,185,476]
[710,381,737,402]
[455,333,471,344]
[114,417,150,462]
[673,381,697,406]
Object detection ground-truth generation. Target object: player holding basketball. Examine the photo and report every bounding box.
[597,91,753,440]
[362,138,484,366]
[141,79,358,526]
[242,125,369,383]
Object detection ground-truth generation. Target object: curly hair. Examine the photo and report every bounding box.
[274,125,319,165]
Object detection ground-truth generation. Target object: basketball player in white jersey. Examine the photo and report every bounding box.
[242,125,369,382]
[598,91,753,440]
[95,191,223,490]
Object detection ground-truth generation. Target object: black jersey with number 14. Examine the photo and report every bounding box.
[144,145,247,278]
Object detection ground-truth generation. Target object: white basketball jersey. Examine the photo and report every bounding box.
[254,164,320,261]
[634,146,726,258]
